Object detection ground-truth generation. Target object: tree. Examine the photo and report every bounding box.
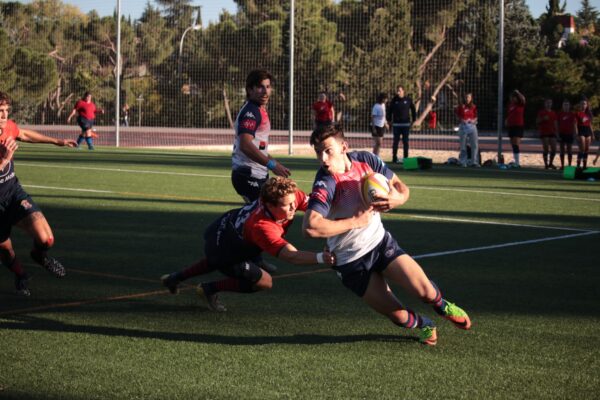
[576,0,599,34]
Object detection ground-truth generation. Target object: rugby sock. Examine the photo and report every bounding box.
[85,137,94,148]
[394,309,435,329]
[30,240,51,265]
[512,144,520,165]
[76,135,85,146]
[560,150,565,167]
[577,152,582,167]
[4,258,25,277]
[203,278,254,294]
[582,153,588,169]
[180,258,212,280]
[428,281,448,315]
[568,153,573,166]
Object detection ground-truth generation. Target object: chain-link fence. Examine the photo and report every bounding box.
[1,0,502,156]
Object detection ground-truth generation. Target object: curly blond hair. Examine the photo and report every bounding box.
[260,176,297,206]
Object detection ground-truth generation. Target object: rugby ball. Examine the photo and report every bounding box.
[361,172,390,205]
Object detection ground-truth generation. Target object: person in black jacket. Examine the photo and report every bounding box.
[387,86,416,163]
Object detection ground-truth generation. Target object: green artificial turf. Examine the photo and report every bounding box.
[0,145,598,399]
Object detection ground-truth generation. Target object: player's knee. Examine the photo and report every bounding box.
[36,236,54,251]
[254,272,273,291]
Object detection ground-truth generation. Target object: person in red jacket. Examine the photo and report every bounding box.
[557,99,578,169]
[0,91,76,296]
[311,92,335,129]
[505,90,526,168]
[67,91,104,150]
[536,99,558,169]
[575,98,594,169]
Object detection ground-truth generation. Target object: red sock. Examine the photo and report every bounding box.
[180,258,212,279]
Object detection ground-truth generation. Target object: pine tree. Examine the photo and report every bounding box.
[576,0,599,34]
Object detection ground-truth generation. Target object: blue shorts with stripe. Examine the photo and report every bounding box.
[0,185,42,242]
[332,231,405,297]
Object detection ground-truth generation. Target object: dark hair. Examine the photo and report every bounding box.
[310,124,345,147]
[83,92,91,99]
[376,92,388,103]
[260,176,297,206]
[0,91,11,106]
[245,70,273,95]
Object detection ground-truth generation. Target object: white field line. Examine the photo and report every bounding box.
[25,184,114,194]
[411,185,600,202]
[413,230,598,260]
[18,161,599,203]
[404,214,595,233]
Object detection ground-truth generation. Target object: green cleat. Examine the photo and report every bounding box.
[442,302,471,330]
[419,326,437,346]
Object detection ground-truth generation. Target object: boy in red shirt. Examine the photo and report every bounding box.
[67,92,104,150]
[557,99,577,169]
[536,99,558,169]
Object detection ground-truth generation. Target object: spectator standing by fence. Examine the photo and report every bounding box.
[557,99,577,170]
[536,99,558,170]
[312,92,335,129]
[505,90,526,168]
[455,93,480,167]
[576,98,594,169]
[387,85,416,164]
[371,93,388,157]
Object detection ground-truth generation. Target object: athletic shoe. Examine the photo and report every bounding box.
[197,285,227,312]
[41,256,66,278]
[441,302,471,330]
[88,146,95,151]
[419,326,437,346]
[15,273,31,296]
[257,260,277,274]
[549,164,557,170]
[160,273,180,295]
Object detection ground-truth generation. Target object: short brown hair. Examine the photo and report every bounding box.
[260,176,297,206]
[246,69,273,95]
[310,123,345,147]
[0,91,12,106]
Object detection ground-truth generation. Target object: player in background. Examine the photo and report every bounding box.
[0,91,76,295]
[387,85,416,164]
[575,98,594,169]
[371,92,388,157]
[312,92,335,129]
[557,99,578,170]
[536,99,558,170]
[505,90,526,168]
[67,91,104,150]
[302,124,471,346]
[455,92,480,167]
[160,177,338,312]
[231,70,291,274]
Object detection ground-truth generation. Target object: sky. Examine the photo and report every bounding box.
[17,0,599,23]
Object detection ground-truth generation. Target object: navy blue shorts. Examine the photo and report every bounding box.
[559,134,575,145]
[508,126,524,138]
[203,213,263,283]
[0,185,42,242]
[333,231,405,297]
[578,126,593,138]
[231,168,267,204]
[77,116,94,133]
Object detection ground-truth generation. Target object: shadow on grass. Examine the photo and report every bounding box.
[0,314,418,346]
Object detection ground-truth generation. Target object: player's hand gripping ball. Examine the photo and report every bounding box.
[361,172,390,206]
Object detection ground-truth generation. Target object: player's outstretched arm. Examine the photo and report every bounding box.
[0,137,18,170]
[18,129,77,147]
[302,208,373,239]
[277,243,336,266]
[371,174,409,212]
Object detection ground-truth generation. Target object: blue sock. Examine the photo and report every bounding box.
[428,281,448,315]
[85,137,94,148]
[394,309,435,329]
[76,135,84,146]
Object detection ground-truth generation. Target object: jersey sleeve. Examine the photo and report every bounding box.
[296,190,309,212]
[354,151,394,180]
[250,220,289,257]
[237,104,262,137]
[307,171,336,217]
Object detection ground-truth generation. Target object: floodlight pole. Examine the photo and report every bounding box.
[288,0,295,155]
[497,0,504,163]
[115,0,121,147]
[178,11,202,76]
